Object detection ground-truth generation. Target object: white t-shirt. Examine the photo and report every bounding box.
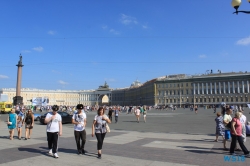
[240,114,247,124]
[46,113,62,132]
[223,114,232,130]
[135,109,140,115]
[72,112,86,131]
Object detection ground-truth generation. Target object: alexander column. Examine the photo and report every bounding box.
[13,55,24,105]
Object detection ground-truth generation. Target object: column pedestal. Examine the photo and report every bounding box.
[13,96,23,105]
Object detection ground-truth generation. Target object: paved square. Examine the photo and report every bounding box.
[0,108,250,166]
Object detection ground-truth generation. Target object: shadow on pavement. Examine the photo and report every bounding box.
[18,147,50,156]
[182,139,215,142]
[40,147,98,158]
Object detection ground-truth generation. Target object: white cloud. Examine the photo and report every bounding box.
[58,80,68,85]
[48,30,56,35]
[236,36,250,46]
[21,50,31,53]
[199,54,207,58]
[33,46,44,52]
[142,25,149,29]
[102,25,108,29]
[0,75,9,79]
[109,29,120,35]
[120,14,138,25]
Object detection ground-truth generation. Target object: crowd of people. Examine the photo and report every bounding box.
[6,104,150,159]
[214,102,250,156]
[6,102,250,159]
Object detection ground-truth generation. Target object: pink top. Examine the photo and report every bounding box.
[231,118,242,136]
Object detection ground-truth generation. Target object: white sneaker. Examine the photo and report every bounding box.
[48,149,53,156]
[54,153,59,158]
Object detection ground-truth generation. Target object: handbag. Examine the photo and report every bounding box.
[106,123,110,133]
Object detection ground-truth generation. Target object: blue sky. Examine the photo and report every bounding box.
[0,0,250,90]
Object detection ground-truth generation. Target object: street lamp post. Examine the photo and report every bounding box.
[231,0,250,14]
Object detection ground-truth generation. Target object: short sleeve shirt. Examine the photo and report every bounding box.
[240,114,246,124]
[72,112,86,131]
[46,113,62,132]
[135,109,140,115]
[223,114,232,130]
[231,118,242,136]
[94,115,107,133]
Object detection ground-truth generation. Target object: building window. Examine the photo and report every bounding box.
[222,98,224,102]
[236,97,238,102]
[186,90,189,95]
[186,83,188,87]
[231,97,233,102]
[177,84,179,87]
[196,98,198,102]
[246,97,248,102]
[241,97,243,102]
[208,98,211,102]
[174,99,176,103]
[213,98,215,102]
[217,98,219,102]
[204,98,206,102]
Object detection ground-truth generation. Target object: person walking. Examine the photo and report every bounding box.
[108,107,113,122]
[194,105,198,114]
[17,115,23,140]
[223,107,232,150]
[44,105,62,158]
[213,105,216,113]
[114,107,119,123]
[135,106,141,123]
[239,109,247,143]
[229,112,249,156]
[142,105,147,123]
[7,108,17,140]
[92,107,111,159]
[72,104,87,155]
[24,109,34,140]
[214,112,225,142]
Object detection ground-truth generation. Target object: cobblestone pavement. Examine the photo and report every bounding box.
[0,108,250,166]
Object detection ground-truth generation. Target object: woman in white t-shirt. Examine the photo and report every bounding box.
[135,106,141,123]
[44,105,62,159]
[92,107,111,159]
[72,104,87,155]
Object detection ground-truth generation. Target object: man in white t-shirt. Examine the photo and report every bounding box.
[44,105,62,158]
[223,108,232,150]
[72,104,87,155]
[239,110,247,142]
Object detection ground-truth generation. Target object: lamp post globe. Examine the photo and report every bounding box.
[232,0,242,11]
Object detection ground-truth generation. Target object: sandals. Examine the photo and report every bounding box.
[214,140,218,142]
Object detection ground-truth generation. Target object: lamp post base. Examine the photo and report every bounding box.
[13,96,23,106]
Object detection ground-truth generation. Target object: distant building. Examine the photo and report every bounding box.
[0,71,249,106]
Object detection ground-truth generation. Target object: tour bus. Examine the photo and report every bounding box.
[0,102,13,114]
